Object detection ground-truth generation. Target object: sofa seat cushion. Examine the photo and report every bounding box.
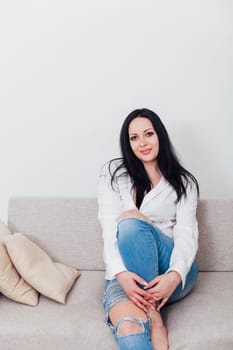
[163,271,233,349]
[0,271,232,350]
[0,271,117,350]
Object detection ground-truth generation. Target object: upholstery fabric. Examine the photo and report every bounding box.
[0,219,11,243]
[0,271,115,350]
[163,272,233,349]
[196,200,233,271]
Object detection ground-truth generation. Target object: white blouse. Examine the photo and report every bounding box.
[97,160,199,288]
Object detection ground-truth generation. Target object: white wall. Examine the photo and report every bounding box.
[0,0,232,221]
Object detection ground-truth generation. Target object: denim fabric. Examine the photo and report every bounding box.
[104,279,130,323]
[103,218,199,349]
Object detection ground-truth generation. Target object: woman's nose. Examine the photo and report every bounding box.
[139,138,147,146]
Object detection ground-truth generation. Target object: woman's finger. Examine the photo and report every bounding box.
[133,294,155,311]
[147,276,160,288]
[157,297,168,311]
[131,296,148,312]
[134,284,155,300]
[132,273,149,288]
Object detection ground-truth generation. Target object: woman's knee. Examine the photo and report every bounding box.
[117,218,148,243]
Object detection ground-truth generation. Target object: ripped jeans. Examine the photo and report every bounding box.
[103,218,199,350]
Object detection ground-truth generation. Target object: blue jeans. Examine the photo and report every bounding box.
[104,218,198,350]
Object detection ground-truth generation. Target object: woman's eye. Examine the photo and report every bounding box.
[146,132,154,137]
[130,136,137,141]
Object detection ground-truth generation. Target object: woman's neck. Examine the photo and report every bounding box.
[143,161,161,187]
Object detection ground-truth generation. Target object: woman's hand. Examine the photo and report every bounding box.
[116,271,156,312]
[117,210,151,223]
[146,271,181,311]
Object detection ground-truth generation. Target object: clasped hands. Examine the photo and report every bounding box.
[116,210,181,312]
[116,270,181,312]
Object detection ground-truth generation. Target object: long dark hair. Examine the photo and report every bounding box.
[109,108,199,208]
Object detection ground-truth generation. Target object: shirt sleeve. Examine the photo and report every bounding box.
[166,180,199,288]
[97,162,127,279]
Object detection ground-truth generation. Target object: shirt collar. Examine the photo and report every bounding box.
[139,176,166,209]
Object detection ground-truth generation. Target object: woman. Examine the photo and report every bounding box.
[98,108,199,350]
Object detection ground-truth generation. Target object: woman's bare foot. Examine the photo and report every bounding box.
[147,308,169,350]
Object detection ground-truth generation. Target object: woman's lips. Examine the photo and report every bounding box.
[140,149,152,155]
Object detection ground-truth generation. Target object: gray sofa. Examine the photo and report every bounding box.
[0,198,233,350]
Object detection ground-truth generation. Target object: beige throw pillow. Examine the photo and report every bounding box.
[6,233,81,304]
[0,242,38,306]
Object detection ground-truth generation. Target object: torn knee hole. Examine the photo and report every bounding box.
[117,318,145,337]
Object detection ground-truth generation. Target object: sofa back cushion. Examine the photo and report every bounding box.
[196,199,233,271]
[8,198,233,272]
[8,198,104,271]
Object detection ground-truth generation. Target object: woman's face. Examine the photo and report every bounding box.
[128,117,159,165]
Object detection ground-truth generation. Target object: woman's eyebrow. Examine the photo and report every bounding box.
[143,128,154,132]
[129,128,154,136]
